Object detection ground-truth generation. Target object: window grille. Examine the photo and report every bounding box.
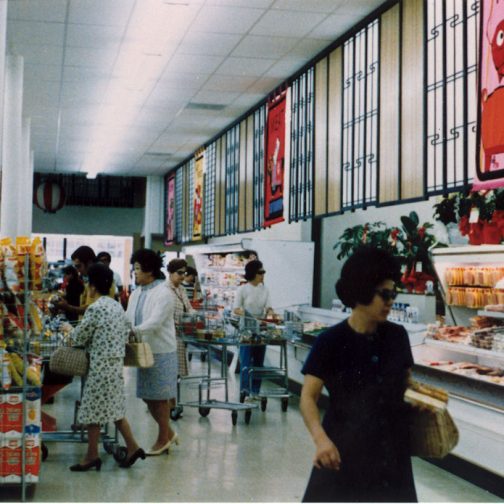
[203,142,216,238]
[426,0,479,194]
[341,19,379,210]
[289,67,314,222]
[253,105,266,229]
[225,124,240,234]
[175,168,183,243]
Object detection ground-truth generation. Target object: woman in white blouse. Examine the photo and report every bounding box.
[125,249,179,456]
[233,259,274,400]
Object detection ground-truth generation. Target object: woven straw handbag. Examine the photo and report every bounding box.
[49,346,89,377]
[405,381,459,458]
[124,341,154,368]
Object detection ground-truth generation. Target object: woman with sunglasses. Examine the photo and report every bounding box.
[233,259,274,401]
[167,258,194,381]
[300,246,417,502]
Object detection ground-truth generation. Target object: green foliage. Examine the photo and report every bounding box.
[432,196,457,225]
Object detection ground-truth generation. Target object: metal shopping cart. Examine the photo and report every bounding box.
[173,311,257,425]
[236,314,290,412]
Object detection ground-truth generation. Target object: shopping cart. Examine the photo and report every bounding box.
[173,312,257,425]
[236,314,290,412]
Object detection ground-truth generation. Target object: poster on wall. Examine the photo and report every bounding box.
[264,92,286,227]
[164,174,176,245]
[476,0,504,189]
[192,151,204,240]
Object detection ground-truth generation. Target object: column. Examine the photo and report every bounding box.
[143,175,164,249]
[0,0,7,169]
[1,54,24,239]
[18,116,32,236]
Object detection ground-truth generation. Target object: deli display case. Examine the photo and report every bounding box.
[411,245,504,479]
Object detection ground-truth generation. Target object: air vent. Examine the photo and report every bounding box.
[186,102,227,111]
[145,152,172,157]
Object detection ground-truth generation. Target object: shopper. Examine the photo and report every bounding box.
[300,246,417,502]
[233,259,274,400]
[60,265,84,322]
[69,263,145,471]
[182,265,200,301]
[97,251,123,297]
[125,249,179,455]
[167,258,194,379]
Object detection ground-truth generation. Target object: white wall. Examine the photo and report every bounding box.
[32,204,144,236]
[319,197,449,309]
[207,219,312,246]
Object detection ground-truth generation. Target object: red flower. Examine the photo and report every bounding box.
[418,226,426,239]
[458,215,470,236]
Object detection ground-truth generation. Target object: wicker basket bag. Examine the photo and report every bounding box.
[405,381,459,458]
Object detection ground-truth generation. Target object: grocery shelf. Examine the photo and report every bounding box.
[425,338,504,364]
[478,310,504,319]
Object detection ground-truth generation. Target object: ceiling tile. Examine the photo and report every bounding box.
[289,38,331,59]
[64,46,119,68]
[177,32,242,57]
[309,14,359,39]
[246,76,283,95]
[272,0,346,13]
[165,54,224,74]
[7,21,65,49]
[191,90,240,106]
[68,0,136,26]
[66,23,124,50]
[251,10,326,38]
[202,74,258,93]
[7,0,68,23]
[191,6,265,35]
[13,44,64,66]
[24,63,62,83]
[205,0,273,7]
[263,57,304,78]
[232,35,298,59]
[215,56,275,77]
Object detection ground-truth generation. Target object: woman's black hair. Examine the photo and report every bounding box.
[185,266,197,277]
[62,265,79,280]
[335,246,401,308]
[130,249,163,278]
[167,258,187,273]
[244,259,264,282]
[71,245,96,265]
[87,263,113,296]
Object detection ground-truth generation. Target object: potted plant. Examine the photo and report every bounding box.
[433,194,466,244]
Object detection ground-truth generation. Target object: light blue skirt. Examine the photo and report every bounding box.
[136,351,178,401]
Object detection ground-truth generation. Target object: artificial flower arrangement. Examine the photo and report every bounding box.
[433,190,504,245]
[334,212,446,293]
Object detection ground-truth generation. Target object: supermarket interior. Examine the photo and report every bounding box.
[0,0,504,502]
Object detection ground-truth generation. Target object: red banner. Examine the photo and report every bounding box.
[476,0,504,189]
[164,175,175,245]
[264,92,286,226]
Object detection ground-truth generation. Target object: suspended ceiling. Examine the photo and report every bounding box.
[6,0,386,178]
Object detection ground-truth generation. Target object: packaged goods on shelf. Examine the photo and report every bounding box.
[446,266,504,287]
[0,435,40,483]
[0,388,41,434]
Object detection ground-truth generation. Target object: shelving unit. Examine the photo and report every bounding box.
[412,245,504,478]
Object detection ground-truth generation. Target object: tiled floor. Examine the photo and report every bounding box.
[2,356,501,502]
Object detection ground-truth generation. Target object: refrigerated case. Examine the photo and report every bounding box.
[412,245,504,478]
[182,238,315,311]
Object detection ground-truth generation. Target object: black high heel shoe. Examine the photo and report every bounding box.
[119,448,146,468]
[70,458,102,472]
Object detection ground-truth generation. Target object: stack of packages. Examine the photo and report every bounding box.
[0,237,46,484]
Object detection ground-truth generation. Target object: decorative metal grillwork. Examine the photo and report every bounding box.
[225,124,240,234]
[175,167,183,243]
[253,105,266,229]
[186,158,195,242]
[426,0,479,194]
[289,67,314,222]
[341,19,379,211]
[203,142,216,237]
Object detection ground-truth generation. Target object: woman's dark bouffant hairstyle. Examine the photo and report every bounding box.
[245,260,264,282]
[335,246,401,308]
[130,249,164,278]
[167,258,187,273]
[87,263,113,296]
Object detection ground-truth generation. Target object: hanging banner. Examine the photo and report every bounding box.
[264,92,286,226]
[476,0,504,189]
[164,175,176,245]
[192,151,204,240]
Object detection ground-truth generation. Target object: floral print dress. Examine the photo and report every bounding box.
[71,296,130,425]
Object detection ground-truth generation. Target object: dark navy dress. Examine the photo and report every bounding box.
[302,319,417,503]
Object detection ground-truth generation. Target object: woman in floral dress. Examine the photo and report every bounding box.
[69,263,145,471]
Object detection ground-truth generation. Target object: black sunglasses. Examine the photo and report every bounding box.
[375,288,398,302]
[257,270,266,274]
[176,270,186,275]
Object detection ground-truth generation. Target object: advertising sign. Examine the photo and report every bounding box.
[192,151,204,240]
[164,175,175,245]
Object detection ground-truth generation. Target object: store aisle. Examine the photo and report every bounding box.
[5,357,501,503]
